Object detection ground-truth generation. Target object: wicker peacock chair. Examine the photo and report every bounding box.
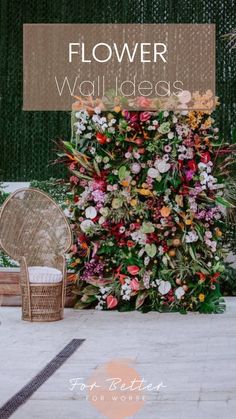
[0,188,72,322]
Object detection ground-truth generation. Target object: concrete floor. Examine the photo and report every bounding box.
[0,299,236,419]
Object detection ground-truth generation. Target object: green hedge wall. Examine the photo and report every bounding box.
[0,0,235,181]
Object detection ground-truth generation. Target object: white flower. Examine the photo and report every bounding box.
[158,280,171,295]
[185,230,198,243]
[94,107,101,114]
[80,219,95,232]
[175,287,185,299]
[147,168,159,178]
[85,206,97,219]
[131,163,141,174]
[186,148,194,159]
[155,159,171,173]
[168,131,174,139]
[198,162,207,171]
[144,256,150,266]
[64,208,73,218]
[131,230,147,244]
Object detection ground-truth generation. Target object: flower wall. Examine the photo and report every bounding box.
[60,105,227,313]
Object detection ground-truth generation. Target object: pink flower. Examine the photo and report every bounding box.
[106,295,118,309]
[185,170,194,181]
[91,179,106,191]
[164,145,172,153]
[130,278,140,291]
[140,112,152,122]
[123,110,130,120]
[70,176,79,185]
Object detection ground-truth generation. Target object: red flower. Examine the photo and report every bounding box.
[127,240,135,248]
[200,151,211,163]
[127,265,140,275]
[96,133,107,144]
[211,272,220,283]
[106,295,118,309]
[196,272,206,282]
[187,160,198,172]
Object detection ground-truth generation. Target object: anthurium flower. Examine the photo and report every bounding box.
[200,151,211,163]
[158,280,171,295]
[140,111,152,122]
[130,278,140,291]
[175,286,185,299]
[106,295,118,309]
[127,265,140,275]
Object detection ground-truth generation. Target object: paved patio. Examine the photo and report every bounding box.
[0,298,236,419]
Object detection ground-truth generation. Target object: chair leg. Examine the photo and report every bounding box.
[20,258,32,321]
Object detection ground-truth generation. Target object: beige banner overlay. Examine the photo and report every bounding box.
[23,24,215,111]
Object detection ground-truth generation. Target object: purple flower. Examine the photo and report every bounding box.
[81,258,105,281]
[185,170,194,181]
[92,190,105,203]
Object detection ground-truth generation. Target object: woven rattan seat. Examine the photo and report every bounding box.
[0,188,72,321]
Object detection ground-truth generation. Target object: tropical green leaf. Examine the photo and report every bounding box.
[145,243,157,258]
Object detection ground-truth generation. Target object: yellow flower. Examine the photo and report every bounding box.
[185,219,192,225]
[130,199,137,207]
[136,188,152,196]
[199,293,205,302]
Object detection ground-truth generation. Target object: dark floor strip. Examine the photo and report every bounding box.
[0,338,85,418]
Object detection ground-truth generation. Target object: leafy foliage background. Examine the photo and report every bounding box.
[0,0,235,181]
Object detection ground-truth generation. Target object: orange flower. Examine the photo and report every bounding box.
[160,206,171,217]
[215,228,222,237]
[121,180,130,187]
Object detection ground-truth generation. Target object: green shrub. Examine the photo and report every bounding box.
[30,178,69,205]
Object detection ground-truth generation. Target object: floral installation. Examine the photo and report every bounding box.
[57,95,233,313]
